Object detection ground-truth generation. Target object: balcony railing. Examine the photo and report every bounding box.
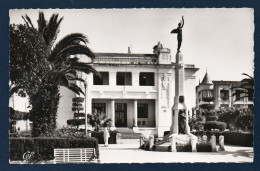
[93,56,158,64]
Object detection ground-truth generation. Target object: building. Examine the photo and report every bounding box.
[58,43,198,137]
[196,72,254,110]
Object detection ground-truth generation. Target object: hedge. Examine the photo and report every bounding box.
[91,131,118,144]
[191,131,253,147]
[10,137,99,161]
[203,121,227,131]
[196,143,212,152]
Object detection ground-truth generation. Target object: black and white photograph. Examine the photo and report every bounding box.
[9,8,254,163]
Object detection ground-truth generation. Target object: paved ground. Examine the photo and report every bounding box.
[98,139,254,163]
[10,139,254,164]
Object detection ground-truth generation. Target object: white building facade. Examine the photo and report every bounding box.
[61,44,198,137]
[196,72,254,110]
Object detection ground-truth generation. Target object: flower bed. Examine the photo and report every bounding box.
[9,137,99,161]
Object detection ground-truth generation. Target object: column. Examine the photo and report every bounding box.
[111,99,115,127]
[133,100,138,127]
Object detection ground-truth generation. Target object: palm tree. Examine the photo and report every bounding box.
[232,73,254,102]
[11,12,100,136]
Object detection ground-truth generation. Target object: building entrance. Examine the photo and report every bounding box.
[115,103,127,127]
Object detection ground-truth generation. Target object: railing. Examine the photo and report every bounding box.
[94,56,158,64]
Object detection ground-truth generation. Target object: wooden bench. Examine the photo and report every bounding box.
[54,148,97,163]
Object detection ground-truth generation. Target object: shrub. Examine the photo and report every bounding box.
[9,137,99,161]
[206,116,218,121]
[235,113,254,132]
[191,131,253,147]
[91,130,118,144]
[224,132,253,147]
[203,121,227,131]
[87,113,112,131]
[196,143,212,152]
[175,144,192,152]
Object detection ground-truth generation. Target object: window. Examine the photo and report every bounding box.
[92,103,106,115]
[139,72,154,86]
[201,90,214,102]
[220,90,229,101]
[235,90,243,101]
[116,72,132,85]
[93,72,109,85]
[138,103,148,118]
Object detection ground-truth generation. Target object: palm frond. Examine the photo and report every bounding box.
[66,83,85,95]
[57,74,69,87]
[64,69,77,77]
[42,13,63,45]
[21,16,30,28]
[50,44,95,62]
[37,12,46,34]
[49,33,89,62]
[24,14,34,28]
[70,62,101,77]
[242,73,254,81]
[240,82,254,89]
[67,77,85,83]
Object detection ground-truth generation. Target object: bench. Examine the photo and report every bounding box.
[54,148,97,163]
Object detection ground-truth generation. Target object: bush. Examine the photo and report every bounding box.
[204,121,227,131]
[91,130,118,144]
[191,131,253,147]
[175,144,192,152]
[9,137,99,161]
[196,143,212,152]
[206,116,218,121]
[235,113,254,131]
[224,132,253,147]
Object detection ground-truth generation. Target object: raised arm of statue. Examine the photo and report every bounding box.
[181,16,184,28]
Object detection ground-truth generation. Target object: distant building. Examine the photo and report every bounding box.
[196,72,254,110]
[58,43,199,137]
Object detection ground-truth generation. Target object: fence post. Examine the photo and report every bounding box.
[219,135,225,151]
[140,135,144,148]
[170,136,177,152]
[211,135,217,152]
[149,135,154,151]
[190,136,197,152]
[202,135,207,144]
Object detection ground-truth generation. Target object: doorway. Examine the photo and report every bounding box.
[115,103,127,127]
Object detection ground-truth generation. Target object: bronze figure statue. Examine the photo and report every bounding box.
[171,16,184,52]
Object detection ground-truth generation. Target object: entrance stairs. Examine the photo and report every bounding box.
[153,134,191,152]
[117,128,141,139]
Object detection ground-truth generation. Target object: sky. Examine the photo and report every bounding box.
[9,9,254,114]
[9,8,254,83]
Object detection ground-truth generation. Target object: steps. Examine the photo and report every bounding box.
[153,144,171,152]
[117,128,141,139]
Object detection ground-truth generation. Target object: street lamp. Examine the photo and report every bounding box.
[84,80,87,135]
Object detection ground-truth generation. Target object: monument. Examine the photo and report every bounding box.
[170,16,191,136]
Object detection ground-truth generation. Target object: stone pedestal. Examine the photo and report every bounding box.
[149,135,154,151]
[219,135,225,151]
[190,136,197,152]
[170,135,177,152]
[171,52,186,134]
[211,135,217,152]
[202,135,207,143]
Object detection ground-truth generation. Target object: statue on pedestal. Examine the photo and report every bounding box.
[171,16,184,52]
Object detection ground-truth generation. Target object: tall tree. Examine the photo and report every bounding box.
[232,73,254,102]
[10,12,100,137]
